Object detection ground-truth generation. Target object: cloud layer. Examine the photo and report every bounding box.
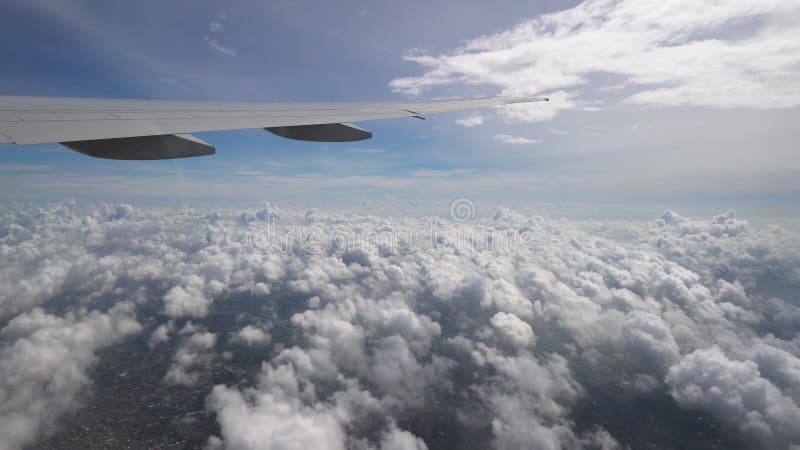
[1,200,799,449]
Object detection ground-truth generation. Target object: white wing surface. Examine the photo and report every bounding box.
[0,95,547,159]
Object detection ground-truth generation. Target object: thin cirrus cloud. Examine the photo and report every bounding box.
[494,134,541,145]
[206,15,236,56]
[206,36,236,56]
[347,148,385,153]
[409,168,476,177]
[389,0,800,121]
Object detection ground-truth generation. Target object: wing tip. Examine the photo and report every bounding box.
[501,96,550,104]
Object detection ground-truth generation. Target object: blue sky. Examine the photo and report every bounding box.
[1,0,799,218]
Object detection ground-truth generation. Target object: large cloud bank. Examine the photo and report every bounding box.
[390,0,800,120]
[1,200,799,449]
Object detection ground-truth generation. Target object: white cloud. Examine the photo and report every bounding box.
[231,325,270,346]
[164,330,217,386]
[622,311,680,368]
[148,321,174,348]
[409,168,475,177]
[390,0,800,118]
[163,282,211,318]
[0,303,141,450]
[380,423,428,450]
[480,351,590,449]
[0,164,54,173]
[209,363,352,450]
[206,36,237,56]
[498,90,579,123]
[490,312,535,350]
[347,148,385,153]
[667,347,800,449]
[493,134,542,145]
[455,114,486,127]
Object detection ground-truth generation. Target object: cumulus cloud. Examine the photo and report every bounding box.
[380,423,429,450]
[390,0,800,119]
[490,312,535,350]
[667,347,800,449]
[622,311,680,369]
[164,329,217,386]
[231,325,270,346]
[148,321,174,348]
[477,349,603,449]
[107,203,134,221]
[209,363,360,450]
[163,281,212,318]
[0,303,141,450]
[455,114,486,127]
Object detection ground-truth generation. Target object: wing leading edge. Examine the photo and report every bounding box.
[0,95,548,159]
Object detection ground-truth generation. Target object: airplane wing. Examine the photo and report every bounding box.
[0,95,548,160]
